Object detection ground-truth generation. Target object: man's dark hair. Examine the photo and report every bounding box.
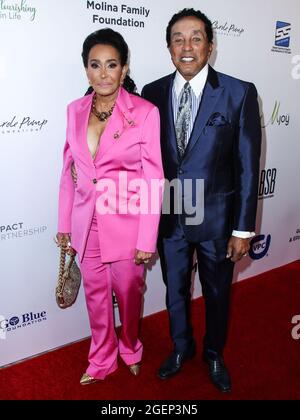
[166,8,213,47]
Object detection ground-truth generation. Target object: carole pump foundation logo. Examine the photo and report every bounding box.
[0,0,37,21]
[0,115,48,135]
[212,20,245,37]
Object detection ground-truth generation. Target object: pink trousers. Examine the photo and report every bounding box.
[79,212,144,380]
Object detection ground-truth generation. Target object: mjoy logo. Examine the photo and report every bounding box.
[249,235,271,260]
[261,101,290,128]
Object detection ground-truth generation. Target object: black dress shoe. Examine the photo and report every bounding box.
[158,344,196,380]
[203,355,231,393]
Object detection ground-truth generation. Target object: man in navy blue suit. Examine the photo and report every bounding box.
[142,8,261,392]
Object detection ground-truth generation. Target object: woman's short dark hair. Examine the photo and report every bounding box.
[82,28,138,95]
[166,8,213,47]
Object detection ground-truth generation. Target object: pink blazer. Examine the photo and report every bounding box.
[58,87,164,263]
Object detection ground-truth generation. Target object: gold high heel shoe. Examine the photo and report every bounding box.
[128,363,141,376]
[80,372,100,385]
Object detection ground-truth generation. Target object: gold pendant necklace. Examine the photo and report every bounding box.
[92,95,115,122]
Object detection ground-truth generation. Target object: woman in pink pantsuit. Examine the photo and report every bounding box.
[56,29,163,384]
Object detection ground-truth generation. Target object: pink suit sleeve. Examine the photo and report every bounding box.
[57,105,75,233]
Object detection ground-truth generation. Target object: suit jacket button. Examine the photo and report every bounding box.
[178,169,184,175]
[92,178,97,184]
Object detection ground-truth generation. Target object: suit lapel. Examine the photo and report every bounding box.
[184,66,224,157]
[75,88,134,165]
[97,87,134,160]
[164,73,179,162]
[75,94,94,166]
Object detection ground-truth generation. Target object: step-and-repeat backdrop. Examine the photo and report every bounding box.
[1,0,299,366]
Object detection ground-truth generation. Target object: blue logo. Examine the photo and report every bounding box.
[1,311,47,333]
[249,235,271,260]
[275,21,291,48]
[9,317,19,326]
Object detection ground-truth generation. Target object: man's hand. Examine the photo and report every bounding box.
[226,236,250,263]
[56,233,76,256]
[134,249,153,265]
[71,163,77,184]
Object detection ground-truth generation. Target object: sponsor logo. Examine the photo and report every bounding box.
[249,235,271,260]
[271,21,291,54]
[289,228,300,244]
[261,101,290,128]
[0,116,48,135]
[0,311,47,335]
[86,1,150,28]
[0,222,47,241]
[0,0,37,22]
[258,168,277,200]
[212,20,245,37]
[291,315,300,340]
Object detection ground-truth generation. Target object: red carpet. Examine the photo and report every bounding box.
[1,260,300,400]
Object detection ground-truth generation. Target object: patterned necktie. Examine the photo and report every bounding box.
[175,82,191,157]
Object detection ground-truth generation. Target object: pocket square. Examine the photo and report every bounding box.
[207,112,230,126]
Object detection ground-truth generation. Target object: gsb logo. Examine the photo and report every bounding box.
[259,169,277,199]
[249,235,271,260]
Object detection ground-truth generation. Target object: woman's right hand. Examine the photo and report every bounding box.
[56,233,76,256]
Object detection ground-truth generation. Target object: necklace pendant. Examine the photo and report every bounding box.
[92,95,115,123]
[99,112,108,122]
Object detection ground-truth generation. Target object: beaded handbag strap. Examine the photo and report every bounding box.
[56,247,75,296]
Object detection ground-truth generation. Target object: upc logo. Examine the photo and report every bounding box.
[275,21,291,48]
[0,315,6,340]
[249,235,271,260]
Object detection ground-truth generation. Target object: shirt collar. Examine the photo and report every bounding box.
[174,64,209,98]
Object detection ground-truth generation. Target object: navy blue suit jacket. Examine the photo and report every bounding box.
[142,66,261,242]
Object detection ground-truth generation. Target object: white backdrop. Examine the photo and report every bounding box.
[0,0,299,367]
